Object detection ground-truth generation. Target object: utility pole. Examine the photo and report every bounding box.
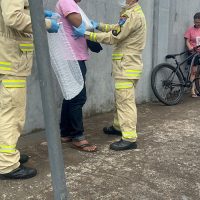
[28,0,68,199]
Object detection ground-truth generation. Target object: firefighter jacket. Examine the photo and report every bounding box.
[85,3,146,80]
[0,0,51,77]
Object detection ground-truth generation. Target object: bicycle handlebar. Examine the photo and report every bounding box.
[165,44,200,60]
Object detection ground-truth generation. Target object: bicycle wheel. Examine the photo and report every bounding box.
[195,65,200,94]
[151,63,184,105]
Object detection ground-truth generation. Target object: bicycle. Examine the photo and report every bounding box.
[151,45,200,105]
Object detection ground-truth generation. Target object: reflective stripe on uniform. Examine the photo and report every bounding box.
[112,53,123,60]
[0,144,16,153]
[134,5,141,11]
[19,43,34,52]
[89,33,97,42]
[105,24,109,32]
[125,69,142,78]
[122,131,137,140]
[2,80,26,88]
[103,24,110,32]
[115,81,133,89]
[134,5,142,12]
[0,62,12,71]
[133,5,144,15]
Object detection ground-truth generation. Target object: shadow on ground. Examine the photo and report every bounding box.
[1,95,200,200]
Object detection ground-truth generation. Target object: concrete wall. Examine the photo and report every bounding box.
[24,0,200,133]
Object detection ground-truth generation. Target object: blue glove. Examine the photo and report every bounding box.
[51,13,61,20]
[91,20,99,29]
[47,19,60,33]
[44,10,53,17]
[73,22,86,38]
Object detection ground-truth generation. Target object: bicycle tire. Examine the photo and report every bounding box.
[195,65,200,94]
[151,63,184,105]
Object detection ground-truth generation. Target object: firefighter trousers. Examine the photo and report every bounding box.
[0,75,26,174]
[113,79,138,142]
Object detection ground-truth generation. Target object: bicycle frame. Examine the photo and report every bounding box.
[168,51,200,87]
[152,45,200,105]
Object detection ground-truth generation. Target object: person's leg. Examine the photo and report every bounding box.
[60,99,72,142]
[191,66,198,97]
[103,108,122,136]
[110,79,138,151]
[61,61,96,151]
[113,111,120,131]
[66,61,86,139]
[0,76,20,173]
[0,75,36,178]
[59,61,87,141]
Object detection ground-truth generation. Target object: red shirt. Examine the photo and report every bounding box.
[184,26,200,48]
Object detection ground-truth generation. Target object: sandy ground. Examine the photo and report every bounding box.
[1,95,200,200]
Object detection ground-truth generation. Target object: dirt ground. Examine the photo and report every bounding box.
[1,95,200,200]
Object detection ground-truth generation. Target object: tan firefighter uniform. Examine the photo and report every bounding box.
[0,0,52,174]
[85,3,146,142]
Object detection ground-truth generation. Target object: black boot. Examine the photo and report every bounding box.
[19,154,29,164]
[103,126,122,136]
[0,165,37,180]
[110,139,137,151]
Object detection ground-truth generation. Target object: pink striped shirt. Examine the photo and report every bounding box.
[56,0,89,61]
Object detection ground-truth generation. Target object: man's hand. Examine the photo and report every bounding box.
[90,20,99,29]
[44,10,53,18]
[193,44,200,51]
[73,22,86,39]
[47,19,60,33]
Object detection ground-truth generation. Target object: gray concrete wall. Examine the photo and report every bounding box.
[24,0,200,133]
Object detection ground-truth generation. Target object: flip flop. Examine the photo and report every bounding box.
[72,143,97,152]
[192,93,198,98]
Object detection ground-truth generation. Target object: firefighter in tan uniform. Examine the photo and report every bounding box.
[73,0,146,151]
[0,0,59,179]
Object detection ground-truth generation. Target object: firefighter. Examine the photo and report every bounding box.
[0,0,59,179]
[73,0,146,151]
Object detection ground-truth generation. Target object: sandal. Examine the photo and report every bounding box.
[72,140,97,152]
[192,93,198,98]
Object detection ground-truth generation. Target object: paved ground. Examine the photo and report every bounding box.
[1,95,200,200]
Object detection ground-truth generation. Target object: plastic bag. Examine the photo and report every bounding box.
[77,5,93,31]
[47,25,84,100]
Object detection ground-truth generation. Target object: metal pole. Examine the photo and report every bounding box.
[28,0,68,199]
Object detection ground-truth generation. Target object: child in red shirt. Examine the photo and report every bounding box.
[184,12,200,97]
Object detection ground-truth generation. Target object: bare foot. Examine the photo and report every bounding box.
[72,140,97,152]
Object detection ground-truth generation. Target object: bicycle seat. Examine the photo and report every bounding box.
[165,54,178,59]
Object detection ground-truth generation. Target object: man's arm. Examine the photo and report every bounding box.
[185,38,193,51]
[97,23,117,32]
[1,0,32,33]
[66,12,82,27]
[85,14,142,45]
[1,0,57,33]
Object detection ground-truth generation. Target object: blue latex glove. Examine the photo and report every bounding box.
[51,13,61,20]
[73,22,86,39]
[44,10,53,17]
[91,20,99,29]
[47,19,60,33]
